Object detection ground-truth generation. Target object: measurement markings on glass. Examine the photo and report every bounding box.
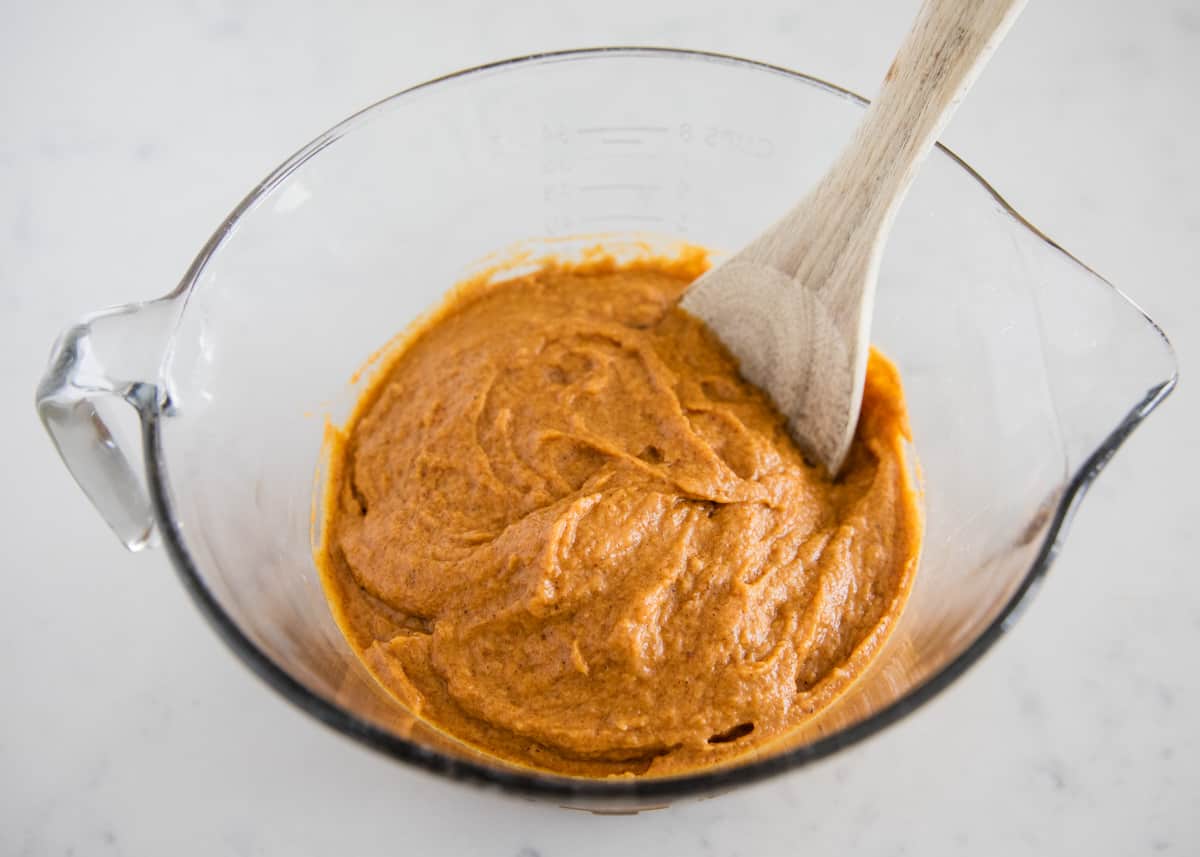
[575,126,671,146]
[541,124,682,234]
[575,125,670,134]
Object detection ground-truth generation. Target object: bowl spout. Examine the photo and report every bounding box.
[1017,228,1177,476]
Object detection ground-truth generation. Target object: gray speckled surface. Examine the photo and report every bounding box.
[2,1,1196,853]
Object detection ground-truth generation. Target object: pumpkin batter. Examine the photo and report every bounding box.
[318,247,921,777]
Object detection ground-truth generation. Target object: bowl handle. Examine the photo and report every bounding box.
[35,298,179,551]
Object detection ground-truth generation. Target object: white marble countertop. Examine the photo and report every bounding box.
[3,1,1197,853]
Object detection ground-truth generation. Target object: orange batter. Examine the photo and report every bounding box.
[317,248,921,777]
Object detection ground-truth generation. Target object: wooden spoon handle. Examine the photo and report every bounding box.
[684,0,1026,474]
[760,0,1027,289]
[832,0,1027,226]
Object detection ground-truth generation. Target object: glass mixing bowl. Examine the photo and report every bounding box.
[36,48,1176,811]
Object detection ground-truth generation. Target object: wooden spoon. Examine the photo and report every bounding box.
[681,0,1027,474]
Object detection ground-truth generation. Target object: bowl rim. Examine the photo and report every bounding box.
[145,46,1177,803]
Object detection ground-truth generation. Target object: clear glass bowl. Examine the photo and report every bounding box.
[36,48,1177,811]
